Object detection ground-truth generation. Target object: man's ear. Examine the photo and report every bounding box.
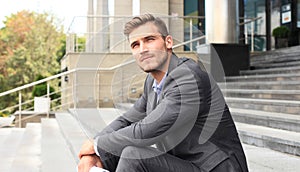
[165,35,173,49]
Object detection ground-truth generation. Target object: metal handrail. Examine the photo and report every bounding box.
[0,69,75,97]
[239,16,262,26]
[239,16,263,52]
[0,34,206,127]
[173,35,205,49]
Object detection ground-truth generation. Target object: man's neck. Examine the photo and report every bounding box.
[150,52,172,83]
[151,71,166,84]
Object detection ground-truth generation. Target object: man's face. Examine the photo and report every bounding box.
[129,22,173,73]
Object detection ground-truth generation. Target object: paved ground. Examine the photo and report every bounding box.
[244,144,300,172]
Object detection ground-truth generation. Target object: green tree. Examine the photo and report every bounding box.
[0,10,65,111]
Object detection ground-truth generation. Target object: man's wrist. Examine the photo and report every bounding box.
[80,153,97,159]
[94,138,101,156]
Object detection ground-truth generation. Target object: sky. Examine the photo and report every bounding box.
[0,0,88,32]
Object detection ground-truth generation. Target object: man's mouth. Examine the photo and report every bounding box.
[140,55,153,62]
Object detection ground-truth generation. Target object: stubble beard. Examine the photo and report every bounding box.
[140,51,169,73]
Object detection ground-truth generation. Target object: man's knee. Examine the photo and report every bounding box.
[121,146,161,160]
[120,146,144,159]
[117,146,147,172]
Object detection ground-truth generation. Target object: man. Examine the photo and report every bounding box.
[78,14,248,172]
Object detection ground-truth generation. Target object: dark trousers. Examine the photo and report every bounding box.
[105,146,242,172]
[105,146,199,172]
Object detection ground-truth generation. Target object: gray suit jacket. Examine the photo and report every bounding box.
[95,53,248,172]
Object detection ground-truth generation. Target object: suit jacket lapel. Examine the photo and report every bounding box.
[147,53,181,112]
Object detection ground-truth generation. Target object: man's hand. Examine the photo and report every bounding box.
[77,154,103,172]
[79,140,96,159]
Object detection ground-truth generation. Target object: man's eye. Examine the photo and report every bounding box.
[147,37,155,41]
[131,43,139,49]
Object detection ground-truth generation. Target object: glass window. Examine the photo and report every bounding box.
[298,0,300,28]
[244,0,266,51]
[184,0,201,51]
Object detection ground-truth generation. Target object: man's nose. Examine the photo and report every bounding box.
[139,42,148,53]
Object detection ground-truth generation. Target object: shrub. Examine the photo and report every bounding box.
[272,26,290,38]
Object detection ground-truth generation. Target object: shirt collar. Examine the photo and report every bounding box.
[152,72,167,95]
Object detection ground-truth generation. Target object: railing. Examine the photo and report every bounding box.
[0,35,206,128]
[239,16,263,52]
[0,68,76,127]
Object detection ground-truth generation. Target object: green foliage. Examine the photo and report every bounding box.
[0,111,9,117]
[75,36,86,52]
[272,26,290,38]
[32,84,55,98]
[0,10,65,111]
[32,75,59,100]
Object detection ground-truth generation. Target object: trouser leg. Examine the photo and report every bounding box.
[115,146,200,172]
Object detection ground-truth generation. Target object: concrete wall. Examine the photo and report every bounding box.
[61,51,199,108]
[169,0,184,51]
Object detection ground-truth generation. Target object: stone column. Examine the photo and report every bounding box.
[110,0,133,52]
[205,0,239,43]
[86,0,94,52]
[95,0,109,52]
[169,0,184,51]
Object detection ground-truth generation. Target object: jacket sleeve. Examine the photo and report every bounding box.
[94,75,151,138]
[95,62,202,165]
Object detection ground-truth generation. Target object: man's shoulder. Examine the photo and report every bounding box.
[176,57,206,74]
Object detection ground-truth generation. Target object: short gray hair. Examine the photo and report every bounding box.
[123,14,169,39]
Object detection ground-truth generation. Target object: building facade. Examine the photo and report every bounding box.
[184,0,300,51]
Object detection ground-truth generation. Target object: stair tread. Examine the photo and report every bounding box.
[225,97,300,105]
[67,108,121,137]
[243,144,300,172]
[0,128,12,144]
[41,118,76,172]
[231,108,300,121]
[241,65,300,73]
[10,123,41,172]
[236,122,300,144]
[219,80,300,85]
[55,111,90,161]
[0,128,25,172]
[226,73,300,79]
[222,88,300,94]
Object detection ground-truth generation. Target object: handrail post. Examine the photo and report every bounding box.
[251,21,254,52]
[18,91,22,128]
[74,71,77,109]
[47,82,50,118]
[245,21,248,44]
[189,18,193,51]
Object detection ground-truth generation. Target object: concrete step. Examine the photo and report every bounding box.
[243,144,300,172]
[218,81,300,90]
[250,46,300,65]
[222,89,300,101]
[0,128,12,145]
[225,97,300,115]
[10,123,41,172]
[250,55,300,69]
[0,128,25,172]
[225,73,300,82]
[251,60,300,70]
[41,118,77,172]
[67,108,122,136]
[236,122,300,156]
[240,65,300,75]
[231,108,300,132]
[55,109,121,164]
[55,112,89,163]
